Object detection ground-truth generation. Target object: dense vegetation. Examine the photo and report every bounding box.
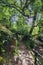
[0,0,43,65]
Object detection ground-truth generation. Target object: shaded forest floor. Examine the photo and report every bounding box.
[2,42,43,65]
[3,44,34,65]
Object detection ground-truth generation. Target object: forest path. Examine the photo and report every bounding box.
[13,43,34,65]
[3,42,43,65]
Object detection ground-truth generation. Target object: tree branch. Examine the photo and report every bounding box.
[0,0,30,18]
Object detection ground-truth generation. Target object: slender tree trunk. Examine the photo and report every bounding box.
[29,12,37,35]
[34,53,37,65]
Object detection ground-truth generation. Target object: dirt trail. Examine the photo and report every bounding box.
[13,43,34,65]
[3,43,43,65]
